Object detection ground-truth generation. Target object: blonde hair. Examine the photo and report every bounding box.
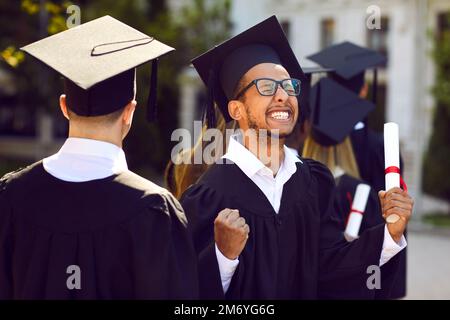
[302,135,361,179]
[164,108,235,199]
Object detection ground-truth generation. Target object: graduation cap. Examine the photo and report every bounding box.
[307,41,386,97]
[300,66,334,124]
[303,66,334,79]
[21,15,174,121]
[310,77,375,146]
[191,15,308,128]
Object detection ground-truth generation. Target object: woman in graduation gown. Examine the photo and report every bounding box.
[302,76,403,298]
[307,42,407,298]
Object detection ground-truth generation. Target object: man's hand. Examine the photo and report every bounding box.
[378,187,414,243]
[214,208,250,260]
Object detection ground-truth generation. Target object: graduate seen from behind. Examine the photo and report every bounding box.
[181,16,414,299]
[0,16,198,299]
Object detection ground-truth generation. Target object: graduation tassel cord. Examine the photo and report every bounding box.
[205,69,217,128]
[146,58,159,122]
[372,68,378,105]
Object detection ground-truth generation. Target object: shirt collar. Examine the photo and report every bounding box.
[223,134,265,177]
[58,137,128,171]
[222,133,301,178]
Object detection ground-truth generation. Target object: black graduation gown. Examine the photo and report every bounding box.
[0,161,198,299]
[333,174,384,235]
[350,129,407,299]
[350,128,405,193]
[180,158,399,299]
[333,174,404,299]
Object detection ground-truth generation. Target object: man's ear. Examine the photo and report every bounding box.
[122,100,137,126]
[59,94,70,120]
[228,100,244,121]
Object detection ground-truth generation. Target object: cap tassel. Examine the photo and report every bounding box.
[204,69,217,128]
[372,68,378,105]
[312,79,321,125]
[146,58,159,122]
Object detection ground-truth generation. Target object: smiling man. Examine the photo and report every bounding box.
[180,16,413,300]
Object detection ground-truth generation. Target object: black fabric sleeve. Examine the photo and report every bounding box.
[0,174,14,299]
[304,159,398,299]
[180,183,227,299]
[121,192,199,299]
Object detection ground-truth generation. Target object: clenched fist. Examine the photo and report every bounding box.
[379,187,414,243]
[214,208,250,260]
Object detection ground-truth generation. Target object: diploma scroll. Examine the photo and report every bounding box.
[384,122,401,224]
[344,183,371,242]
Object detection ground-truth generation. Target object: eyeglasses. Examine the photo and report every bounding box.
[234,78,301,99]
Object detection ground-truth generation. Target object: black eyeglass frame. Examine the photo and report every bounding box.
[234,77,301,100]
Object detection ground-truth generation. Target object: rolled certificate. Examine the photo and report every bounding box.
[344,183,371,242]
[384,122,401,223]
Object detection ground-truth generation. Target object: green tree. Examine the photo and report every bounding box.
[0,0,71,138]
[422,13,450,209]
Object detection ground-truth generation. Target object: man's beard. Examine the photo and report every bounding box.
[244,103,294,139]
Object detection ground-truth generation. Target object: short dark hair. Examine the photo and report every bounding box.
[67,105,125,125]
[232,75,248,102]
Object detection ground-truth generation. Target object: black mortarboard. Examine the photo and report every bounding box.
[191,15,308,127]
[306,41,386,95]
[310,77,375,146]
[301,66,334,124]
[21,15,174,120]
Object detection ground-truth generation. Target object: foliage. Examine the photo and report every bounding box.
[422,13,450,206]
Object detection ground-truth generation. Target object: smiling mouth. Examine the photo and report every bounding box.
[266,110,292,121]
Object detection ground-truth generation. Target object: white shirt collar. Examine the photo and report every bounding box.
[43,137,128,182]
[286,146,300,158]
[222,133,302,213]
[222,133,301,179]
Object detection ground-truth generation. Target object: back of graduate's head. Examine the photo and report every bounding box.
[20,15,176,148]
[302,135,361,179]
[330,72,369,99]
[59,70,137,145]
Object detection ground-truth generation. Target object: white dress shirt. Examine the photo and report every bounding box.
[43,137,128,182]
[215,134,407,294]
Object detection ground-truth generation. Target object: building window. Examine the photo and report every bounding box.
[367,83,387,133]
[367,16,389,58]
[320,18,335,49]
[280,20,291,42]
[195,89,206,122]
[437,11,450,38]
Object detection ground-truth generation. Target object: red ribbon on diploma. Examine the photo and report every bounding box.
[351,208,364,215]
[385,166,408,192]
[345,192,365,226]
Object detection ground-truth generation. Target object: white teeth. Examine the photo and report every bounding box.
[269,111,289,120]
